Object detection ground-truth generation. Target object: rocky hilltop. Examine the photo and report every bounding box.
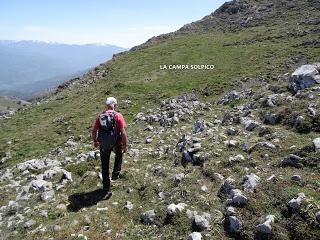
[0,0,319,239]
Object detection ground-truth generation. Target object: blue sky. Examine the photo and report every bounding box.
[0,0,226,48]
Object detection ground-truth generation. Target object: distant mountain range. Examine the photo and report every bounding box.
[0,40,126,99]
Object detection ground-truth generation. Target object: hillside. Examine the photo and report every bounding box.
[0,40,125,99]
[0,0,319,239]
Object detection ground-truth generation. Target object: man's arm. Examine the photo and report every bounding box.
[120,127,128,153]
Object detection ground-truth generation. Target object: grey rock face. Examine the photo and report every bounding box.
[313,138,320,152]
[227,216,242,233]
[256,215,275,235]
[188,232,202,240]
[194,214,211,230]
[242,173,260,192]
[288,63,320,94]
[288,193,306,211]
[141,210,156,224]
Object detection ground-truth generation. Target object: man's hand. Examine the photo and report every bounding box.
[93,141,100,148]
[122,144,128,153]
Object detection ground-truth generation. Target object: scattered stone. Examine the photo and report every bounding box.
[8,201,19,215]
[226,128,238,136]
[248,142,276,153]
[256,215,275,235]
[173,173,185,183]
[145,138,153,144]
[226,207,236,216]
[288,63,320,94]
[194,214,211,230]
[41,190,55,202]
[188,232,202,240]
[125,201,134,210]
[16,158,61,172]
[241,117,259,131]
[194,120,205,133]
[53,225,62,232]
[56,204,67,211]
[227,216,242,234]
[220,177,235,195]
[316,211,320,223]
[218,90,241,105]
[201,185,208,192]
[141,210,156,224]
[231,189,248,206]
[24,219,36,229]
[144,125,154,131]
[224,140,238,147]
[288,193,306,212]
[0,169,13,182]
[40,210,48,218]
[281,154,303,168]
[291,175,301,181]
[31,179,52,191]
[242,173,260,192]
[264,112,279,125]
[313,138,320,152]
[229,154,245,165]
[167,203,187,215]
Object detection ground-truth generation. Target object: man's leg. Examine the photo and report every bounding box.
[112,144,123,180]
[100,147,111,191]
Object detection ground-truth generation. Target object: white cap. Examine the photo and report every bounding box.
[106,97,117,106]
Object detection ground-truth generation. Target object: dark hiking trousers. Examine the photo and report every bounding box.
[100,145,123,191]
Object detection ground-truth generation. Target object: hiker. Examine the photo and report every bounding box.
[92,97,128,194]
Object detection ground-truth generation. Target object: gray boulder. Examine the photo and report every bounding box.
[218,91,241,105]
[242,173,260,192]
[194,120,205,133]
[289,63,320,94]
[281,154,303,168]
[288,193,306,211]
[125,201,134,210]
[41,190,55,202]
[264,112,279,125]
[220,177,235,195]
[24,219,36,229]
[231,189,248,206]
[316,211,320,223]
[227,216,242,233]
[188,232,202,240]
[241,117,258,131]
[167,203,187,215]
[31,179,52,191]
[313,138,320,152]
[141,210,156,224]
[194,214,211,230]
[256,215,275,235]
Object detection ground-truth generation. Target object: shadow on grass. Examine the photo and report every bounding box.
[67,189,111,212]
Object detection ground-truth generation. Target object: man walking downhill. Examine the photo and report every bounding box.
[92,97,128,196]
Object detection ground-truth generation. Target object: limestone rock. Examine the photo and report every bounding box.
[288,193,306,211]
[256,215,275,235]
[242,173,260,192]
[227,216,242,233]
[313,138,320,152]
[141,210,156,224]
[188,232,202,240]
[231,189,247,206]
[289,63,320,94]
[167,203,187,215]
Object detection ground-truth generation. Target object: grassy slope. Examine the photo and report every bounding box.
[1,22,319,165]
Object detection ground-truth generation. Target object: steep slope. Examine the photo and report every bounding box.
[0,0,319,239]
